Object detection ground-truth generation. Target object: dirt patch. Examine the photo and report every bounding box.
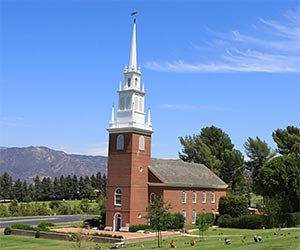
[51,228,180,240]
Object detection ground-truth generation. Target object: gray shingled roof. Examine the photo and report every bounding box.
[149,158,227,189]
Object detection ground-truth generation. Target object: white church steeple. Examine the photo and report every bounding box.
[108,16,153,135]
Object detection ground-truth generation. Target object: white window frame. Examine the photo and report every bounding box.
[211,192,215,204]
[114,188,122,206]
[182,191,187,204]
[192,209,197,224]
[202,192,206,204]
[192,191,197,203]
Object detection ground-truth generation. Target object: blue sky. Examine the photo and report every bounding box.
[1,0,299,159]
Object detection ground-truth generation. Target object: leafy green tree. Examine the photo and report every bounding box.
[221,149,246,195]
[179,126,247,195]
[261,195,283,228]
[196,213,214,240]
[256,153,299,212]
[179,134,221,174]
[272,126,300,155]
[218,195,249,217]
[244,136,276,176]
[146,195,172,248]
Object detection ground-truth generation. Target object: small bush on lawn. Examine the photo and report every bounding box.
[35,229,40,238]
[285,212,300,227]
[129,224,151,232]
[4,227,12,235]
[11,223,35,231]
[217,214,233,228]
[168,213,185,229]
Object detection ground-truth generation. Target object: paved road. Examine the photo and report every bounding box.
[0,215,94,228]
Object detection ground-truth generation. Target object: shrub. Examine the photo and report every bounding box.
[79,199,90,213]
[0,204,10,217]
[217,214,233,228]
[11,223,35,231]
[168,213,185,229]
[37,222,55,229]
[4,227,12,235]
[219,195,249,217]
[231,215,265,229]
[56,202,72,215]
[285,212,300,227]
[35,229,40,238]
[129,224,151,232]
[83,216,102,229]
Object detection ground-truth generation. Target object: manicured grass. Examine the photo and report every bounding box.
[1,228,300,250]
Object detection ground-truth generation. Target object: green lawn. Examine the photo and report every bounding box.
[1,228,300,250]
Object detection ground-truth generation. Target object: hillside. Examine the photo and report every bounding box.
[0,146,107,180]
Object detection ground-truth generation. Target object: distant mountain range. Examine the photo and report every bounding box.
[0,146,107,181]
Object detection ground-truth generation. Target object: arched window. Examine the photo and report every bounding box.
[182,191,187,203]
[192,209,197,224]
[139,136,145,151]
[202,209,206,214]
[127,78,131,87]
[150,193,155,204]
[115,188,122,206]
[116,134,124,150]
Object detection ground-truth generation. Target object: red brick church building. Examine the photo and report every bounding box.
[105,17,227,231]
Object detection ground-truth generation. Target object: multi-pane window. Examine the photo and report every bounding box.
[202,192,206,203]
[182,191,187,203]
[116,134,124,150]
[211,192,215,204]
[115,188,122,206]
[192,210,197,224]
[192,191,197,203]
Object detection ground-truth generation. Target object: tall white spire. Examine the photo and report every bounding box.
[129,19,137,71]
[108,15,152,135]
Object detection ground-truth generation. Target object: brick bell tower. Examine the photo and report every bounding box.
[106,16,153,231]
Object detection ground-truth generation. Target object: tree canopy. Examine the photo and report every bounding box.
[272,126,300,155]
[179,125,246,195]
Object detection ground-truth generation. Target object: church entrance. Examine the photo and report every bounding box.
[114,213,122,231]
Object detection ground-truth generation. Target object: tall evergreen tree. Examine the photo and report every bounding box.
[179,126,247,195]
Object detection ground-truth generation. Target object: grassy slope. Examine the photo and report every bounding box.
[1,228,300,250]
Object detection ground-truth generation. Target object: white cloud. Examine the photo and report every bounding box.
[161,104,230,112]
[0,116,30,127]
[144,10,300,73]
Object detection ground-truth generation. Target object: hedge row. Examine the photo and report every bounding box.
[218,214,265,229]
